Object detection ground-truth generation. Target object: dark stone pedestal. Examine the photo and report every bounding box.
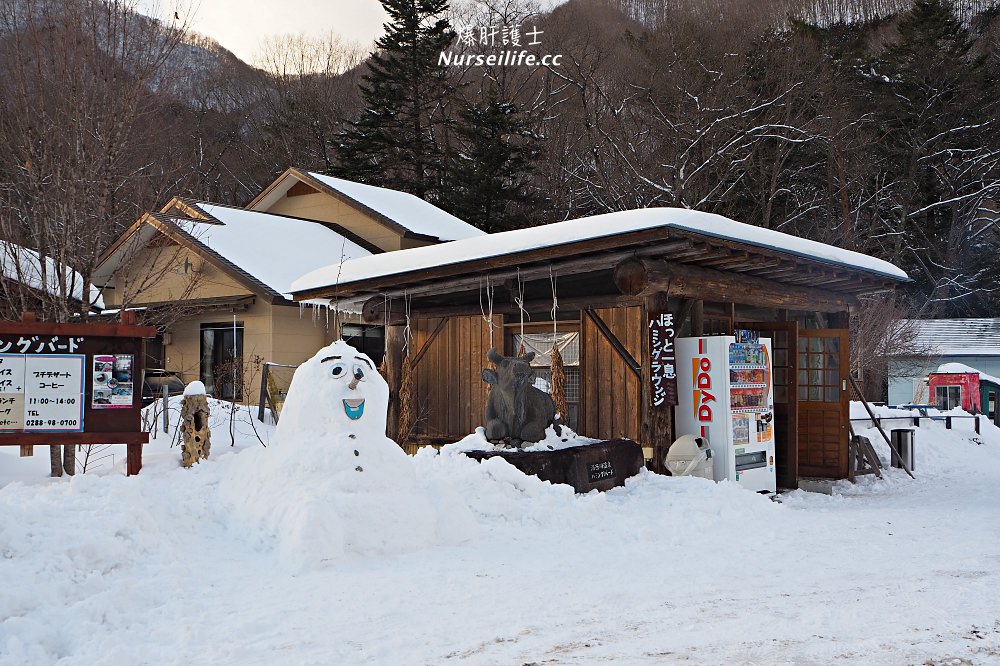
[464,438,644,493]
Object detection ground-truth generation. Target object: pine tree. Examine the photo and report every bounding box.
[446,97,542,232]
[331,0,455,201]
[868,0,996,316]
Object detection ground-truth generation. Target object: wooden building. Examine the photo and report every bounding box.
[93,171,483,399]
[291,208,909,486]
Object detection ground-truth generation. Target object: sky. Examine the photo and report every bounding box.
[143,0,567,66]
[146,0,390,64]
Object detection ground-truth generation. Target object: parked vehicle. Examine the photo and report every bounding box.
[141,369,186,406]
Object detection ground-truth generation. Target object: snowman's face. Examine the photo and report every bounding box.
[276,340,390,443]
[321,353,375,420]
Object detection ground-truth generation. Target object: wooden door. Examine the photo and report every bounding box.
[580,306,643,443]
[738,321,798,489]
[797,329,850,478]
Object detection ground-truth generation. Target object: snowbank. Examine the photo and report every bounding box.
[2,399,1000,664]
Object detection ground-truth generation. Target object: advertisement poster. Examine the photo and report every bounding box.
[92,354,134,409]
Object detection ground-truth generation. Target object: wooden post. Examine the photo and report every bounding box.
[62,442,75,476]
[691,300,704,336]
[946,416,952,430]
[641,292,673,473]
[384,325,405,441]
[257,363,270,424]
[126,443,142,476]
[913,416,920,427]
[975,415,980,434]
[19,445,32,457]
[49,444,62,477]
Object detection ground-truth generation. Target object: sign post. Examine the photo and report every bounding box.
[0,312,156,476]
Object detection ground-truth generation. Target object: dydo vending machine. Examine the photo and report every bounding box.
[675,332,777,493]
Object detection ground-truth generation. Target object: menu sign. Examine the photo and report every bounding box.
[0,354,85,432]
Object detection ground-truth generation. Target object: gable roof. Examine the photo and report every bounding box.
[96,199,373,303]
[247,168,485,243]
[291,207,908,300]
[904,319,1000,357]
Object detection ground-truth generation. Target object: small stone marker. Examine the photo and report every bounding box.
[180,381,211,468]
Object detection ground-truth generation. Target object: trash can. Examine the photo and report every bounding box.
[666,435,715,480]
[890,428,915,471]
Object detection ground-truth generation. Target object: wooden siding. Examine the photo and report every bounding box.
[581,306,643,443]
[411,315,498,440]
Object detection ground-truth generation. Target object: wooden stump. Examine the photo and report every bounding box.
[180,394,211,468]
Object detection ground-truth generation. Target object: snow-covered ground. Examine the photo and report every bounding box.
[1,402,999,665]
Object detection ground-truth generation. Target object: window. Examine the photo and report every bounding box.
[342,325,385,367]
[934,385,962,411]
[512,330,580,430]
[797,335,841,402]
[201,322,244,400]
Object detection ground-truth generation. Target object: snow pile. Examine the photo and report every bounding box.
[218,341,473,571]
[2,399,1000,663]
[446,423,601,453]
[181,380,206,396]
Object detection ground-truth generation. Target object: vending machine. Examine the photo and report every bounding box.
[675,334,777,493]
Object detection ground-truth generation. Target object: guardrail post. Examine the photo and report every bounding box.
[945,416,952,430]
[912,416,920,427]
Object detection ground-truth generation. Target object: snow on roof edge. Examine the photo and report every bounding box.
[291,207,908,295]
[934,362,1000,386]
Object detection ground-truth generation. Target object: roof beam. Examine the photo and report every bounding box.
[613,258,854,313]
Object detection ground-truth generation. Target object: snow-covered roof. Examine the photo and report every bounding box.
[1,241,104,309]
[291,207,907,295]
[935,362,1000,386]
[305,172,485,242]
[178,203,372,299]
[903,319,1000,357]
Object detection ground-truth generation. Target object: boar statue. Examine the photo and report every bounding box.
[482,347,560,447]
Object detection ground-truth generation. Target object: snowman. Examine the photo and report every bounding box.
[263,340,437,563]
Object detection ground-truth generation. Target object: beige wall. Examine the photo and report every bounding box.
[103,243,249,308]
[162,301,343,398]
[264,192,403,251]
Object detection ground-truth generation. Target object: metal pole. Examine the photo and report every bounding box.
[162,383,169,434]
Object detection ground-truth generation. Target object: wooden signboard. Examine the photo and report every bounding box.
[648,311,678,407]
[0,313,156,475]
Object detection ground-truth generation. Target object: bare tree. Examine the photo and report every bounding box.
[0,0,191,323]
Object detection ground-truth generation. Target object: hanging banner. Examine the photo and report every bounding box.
[648,311,678,407]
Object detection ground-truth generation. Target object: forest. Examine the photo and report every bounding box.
[0,0,998,325]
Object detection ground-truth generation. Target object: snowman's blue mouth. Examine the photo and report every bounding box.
[343,398,365,420]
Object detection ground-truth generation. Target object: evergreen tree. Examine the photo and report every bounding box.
[331,0,455,201]
[868,0,996,315]
[446,97,542,232]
